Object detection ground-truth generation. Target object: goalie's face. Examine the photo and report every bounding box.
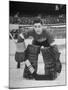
[33,23,43,34]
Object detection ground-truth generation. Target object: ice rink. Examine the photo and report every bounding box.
[9,38,66,88]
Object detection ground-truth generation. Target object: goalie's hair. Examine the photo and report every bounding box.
[33,18,43,25]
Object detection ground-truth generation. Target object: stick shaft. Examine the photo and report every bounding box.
[9,32,16,44]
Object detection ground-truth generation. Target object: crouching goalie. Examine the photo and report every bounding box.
[15,18,62,80]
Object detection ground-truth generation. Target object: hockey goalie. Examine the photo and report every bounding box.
[15,18,62,80]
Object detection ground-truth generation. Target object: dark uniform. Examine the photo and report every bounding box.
[16,28,62,80]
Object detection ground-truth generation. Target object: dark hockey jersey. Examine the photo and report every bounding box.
[23,28,54,44]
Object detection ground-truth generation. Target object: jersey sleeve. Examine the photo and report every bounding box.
[45,29,55,44]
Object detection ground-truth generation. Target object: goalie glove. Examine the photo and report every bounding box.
[15,33,26,63]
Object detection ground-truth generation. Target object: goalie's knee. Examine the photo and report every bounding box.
[26,44,40,55]
[26,45,40,63]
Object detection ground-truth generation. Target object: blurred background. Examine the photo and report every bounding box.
[9,1,66,39]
